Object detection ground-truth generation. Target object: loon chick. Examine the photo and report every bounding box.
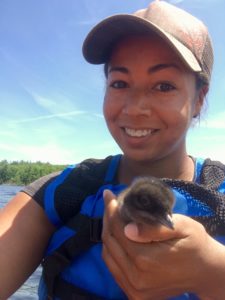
[117,177,175,229]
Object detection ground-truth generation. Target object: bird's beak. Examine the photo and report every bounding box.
[158,214,174,229]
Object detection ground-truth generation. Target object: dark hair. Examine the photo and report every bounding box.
[196,72,209,90]
[104,63,109,78]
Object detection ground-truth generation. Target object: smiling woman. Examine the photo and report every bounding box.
[0,1,225,300]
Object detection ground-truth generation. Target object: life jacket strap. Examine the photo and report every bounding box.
[53,277,105,300]
[42,213,103,299]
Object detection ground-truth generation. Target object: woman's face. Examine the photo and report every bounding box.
[103,35,204,163]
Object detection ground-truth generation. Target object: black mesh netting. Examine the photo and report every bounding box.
[163,159,225,236]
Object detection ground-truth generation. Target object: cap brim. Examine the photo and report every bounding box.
[82,14,201,72]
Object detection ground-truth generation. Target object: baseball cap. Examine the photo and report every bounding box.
[82,0,213,84]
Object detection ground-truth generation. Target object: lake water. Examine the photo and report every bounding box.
[0,185,41,299]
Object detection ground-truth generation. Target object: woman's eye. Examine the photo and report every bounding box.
[110,80,128,89]
[155,82,175,92]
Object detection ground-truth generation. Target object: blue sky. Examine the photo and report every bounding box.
[0,0,225,164]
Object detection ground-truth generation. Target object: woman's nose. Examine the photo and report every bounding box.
[122,89,152,116]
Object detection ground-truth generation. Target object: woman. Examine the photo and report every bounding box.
[0,1,224,299]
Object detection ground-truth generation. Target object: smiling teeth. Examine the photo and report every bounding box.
[125,128,152,137]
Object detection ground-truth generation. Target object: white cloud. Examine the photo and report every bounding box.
[10,110,87,124]
[22,87,80,116]
[31,93,56,110]
[0,142,72,165]
[0,138,120,165]
[18,144,72,164]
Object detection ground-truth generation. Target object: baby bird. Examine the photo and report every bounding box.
[117,177,175,229]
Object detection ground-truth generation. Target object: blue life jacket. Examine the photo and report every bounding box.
[39,155,225,300]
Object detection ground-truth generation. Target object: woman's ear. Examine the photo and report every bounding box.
[193,85,209,118]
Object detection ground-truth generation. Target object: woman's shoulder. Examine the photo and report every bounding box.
[21,171,61,206]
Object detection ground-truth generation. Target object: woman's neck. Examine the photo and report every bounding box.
[118,153,195,185]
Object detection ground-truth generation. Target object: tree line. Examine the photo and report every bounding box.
[0,160,67,185]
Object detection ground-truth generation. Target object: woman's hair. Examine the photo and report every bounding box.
[197,76,209,92]
[103,63,109,79]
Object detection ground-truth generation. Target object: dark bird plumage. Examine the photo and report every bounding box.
[117,177,175,229]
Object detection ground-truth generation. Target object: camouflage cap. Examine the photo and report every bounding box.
[82,0,213,83]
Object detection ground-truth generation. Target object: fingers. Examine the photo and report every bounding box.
[102,189,151,292]
[102,189,125,241]
[102,190,132,270]
[102,193,137,298]
[124,214,197,243]
[103,189,117,207]
[102,226,156,299]
[124,222,175,243]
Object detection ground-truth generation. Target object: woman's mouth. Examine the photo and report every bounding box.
[124,127,157,137]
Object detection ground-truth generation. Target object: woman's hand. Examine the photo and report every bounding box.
[102,190,225,300]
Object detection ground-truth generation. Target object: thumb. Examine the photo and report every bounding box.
[103,189,118,207]
[124,214,190,243]
[102,189,121,235]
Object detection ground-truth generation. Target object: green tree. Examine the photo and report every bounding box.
[0,160,10,184]
[0,160,67,185]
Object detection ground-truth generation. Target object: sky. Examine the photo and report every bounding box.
[0,0,225,165]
